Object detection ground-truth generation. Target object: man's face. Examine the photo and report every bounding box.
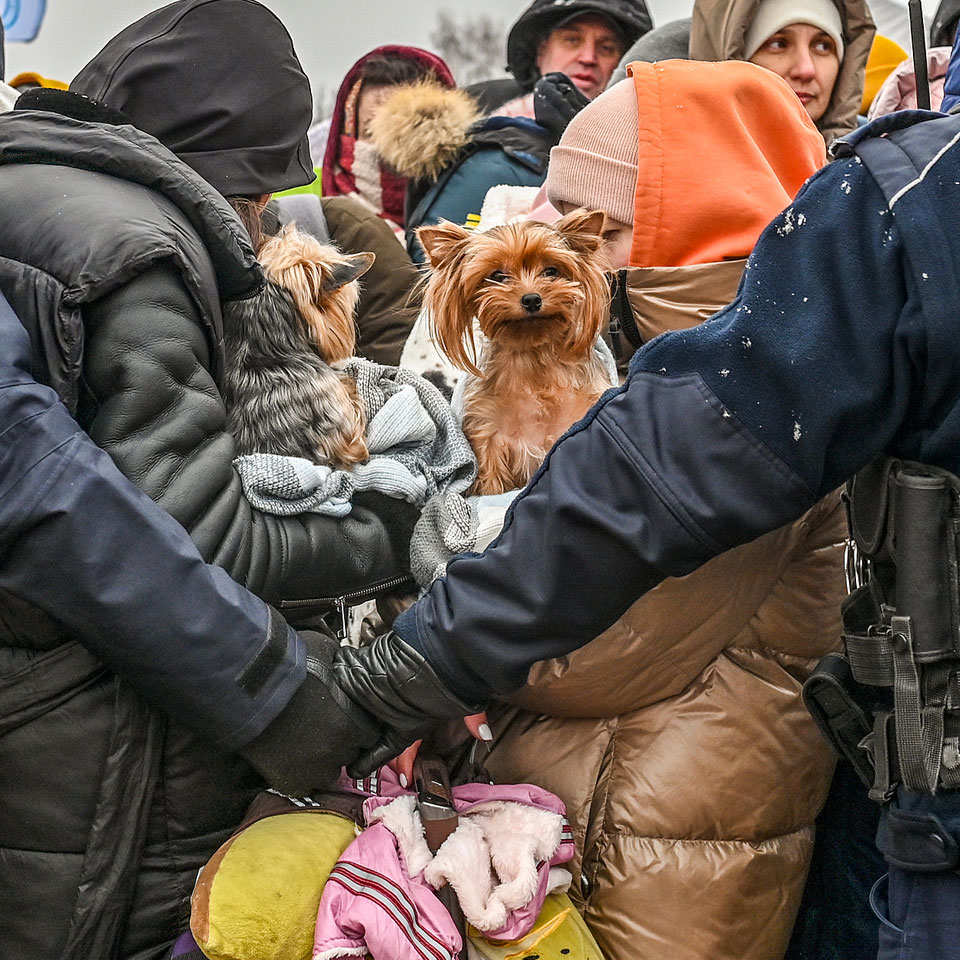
[536,13,624,100]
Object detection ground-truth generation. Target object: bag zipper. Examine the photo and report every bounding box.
[279,573,416,641]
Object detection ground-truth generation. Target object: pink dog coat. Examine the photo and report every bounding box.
[313,770,574,960]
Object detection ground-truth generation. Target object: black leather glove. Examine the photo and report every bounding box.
[352,490,421,567]
[333,630,485,777]
[241,629,380,794]
[533,71,591,141]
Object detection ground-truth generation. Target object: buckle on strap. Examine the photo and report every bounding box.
[890,616,950,793]
[865,710,898,803]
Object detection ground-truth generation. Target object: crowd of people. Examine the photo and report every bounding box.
[3,0,960,958]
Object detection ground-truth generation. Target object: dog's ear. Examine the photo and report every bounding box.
[555,208,606,255]
[417,220,471,269]
[322,252,376,292]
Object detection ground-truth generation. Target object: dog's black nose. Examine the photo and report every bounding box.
[520,293,542,313]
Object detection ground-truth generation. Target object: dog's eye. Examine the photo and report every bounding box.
[542,266,560,278]
[488,271,508,284]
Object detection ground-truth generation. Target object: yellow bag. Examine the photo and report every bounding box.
[190,794,362,960]
[468,893,606,960]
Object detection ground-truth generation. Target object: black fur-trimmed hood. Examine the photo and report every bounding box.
[507,0,653,91]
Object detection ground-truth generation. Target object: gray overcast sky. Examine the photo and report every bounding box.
[4,0,694,98]
[4,0,937,101]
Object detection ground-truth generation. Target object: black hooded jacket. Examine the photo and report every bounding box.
[71,0,315,195]
[0,90,410,960]
[507,0,653,91]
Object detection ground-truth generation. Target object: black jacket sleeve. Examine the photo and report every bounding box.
[0,291,304,751]
[79,263,412,606]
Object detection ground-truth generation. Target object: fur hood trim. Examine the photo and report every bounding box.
[370,80,481,182]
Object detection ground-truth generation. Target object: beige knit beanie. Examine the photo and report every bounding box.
[546,77,639,226]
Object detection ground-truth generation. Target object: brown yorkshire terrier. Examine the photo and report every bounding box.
[418,209,613,495]
[222,225,374,469]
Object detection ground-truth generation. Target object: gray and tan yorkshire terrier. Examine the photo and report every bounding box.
[417,209,613,495]
[222,225,374,469]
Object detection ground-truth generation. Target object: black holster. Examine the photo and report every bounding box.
[806,458,960,800]
[803,653,878,790]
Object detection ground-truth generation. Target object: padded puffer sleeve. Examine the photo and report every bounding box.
[79,263,411,606]
[0,292,302,750]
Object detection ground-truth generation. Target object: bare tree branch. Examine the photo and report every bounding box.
[429,11,508,86]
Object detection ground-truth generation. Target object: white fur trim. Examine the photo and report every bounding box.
[423,801,565,933]
[367,795,434,877]
[425,818,506,932]
[313,947,368,960]
[371,794,568,934]
[547,867,573,896]
[476,804,563,913]
[475,185,541,234]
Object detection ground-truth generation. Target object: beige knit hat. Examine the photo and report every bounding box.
[546,77,639,226]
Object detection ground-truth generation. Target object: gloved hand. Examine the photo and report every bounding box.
[533,71,591,141]
[240,629,380,795]
[333,630,486,777]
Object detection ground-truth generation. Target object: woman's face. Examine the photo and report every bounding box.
[748,23,841,122]
[356,83,396,141]
[599,217,634,268]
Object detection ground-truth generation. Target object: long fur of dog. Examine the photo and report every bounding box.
[418,209,613,495]
[221,226,374,468]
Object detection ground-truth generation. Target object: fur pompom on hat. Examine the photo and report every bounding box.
[369,80,481,182]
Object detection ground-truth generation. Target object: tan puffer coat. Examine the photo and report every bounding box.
[483,261,846,960]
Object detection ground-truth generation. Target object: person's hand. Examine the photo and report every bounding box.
[389,713,492,787]
[333,630,487,777]
[533,71,591,140]
[240,629,380,794]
